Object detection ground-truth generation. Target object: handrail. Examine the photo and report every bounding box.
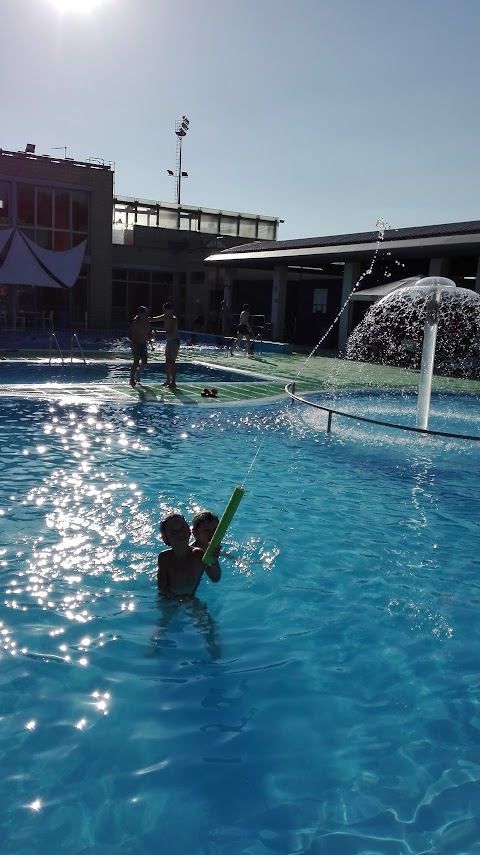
[70,333,87,364]
[285,381,480,442]
[48,333,64,366]
[253,333,263,355]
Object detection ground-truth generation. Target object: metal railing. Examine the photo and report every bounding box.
[48,333,65,366]
[70,333,87,364]
[285,382,480,442]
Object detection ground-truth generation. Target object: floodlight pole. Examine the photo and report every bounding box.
[177,135,183,205]
[174,116,189,205]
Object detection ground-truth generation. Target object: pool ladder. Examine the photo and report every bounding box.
[48,333,64,366]
[48,333,87,366]
[70,333,87,365]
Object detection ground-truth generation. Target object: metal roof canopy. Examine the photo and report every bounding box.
[206,220,480,268]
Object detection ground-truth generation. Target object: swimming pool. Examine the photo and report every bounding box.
[2,393,480,853]
[0,360,263,385]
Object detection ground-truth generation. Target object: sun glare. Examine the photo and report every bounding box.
[46,0,105,12]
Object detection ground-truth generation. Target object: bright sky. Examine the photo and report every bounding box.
[5,0,480,239]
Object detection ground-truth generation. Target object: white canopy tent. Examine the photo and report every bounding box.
[0,228,87,288]
[0,228,87,328]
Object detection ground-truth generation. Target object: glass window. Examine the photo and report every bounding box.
[55,190,71,230]
[199,212,220,234]
[71,270,88,319]
[54,231,71,251]
[257,222,276,240]
[112,280,127,306]
[179,212,199,231]
[158,209,179,229]
[112,306,127,324]
[129,270,150,284]
[220,215,238,236]
[72,190,89,231]
[17,183,35,226]
[131,285,150,310]
[36,229,54,250]
[72,232,88,247]
[18,227,34,242]
[36,188,53,228]
[0,181,10,225]
[191,271,204,284]
[113,268,127,281]
[152,272,173,285]
[239,219,257,239]
[313,288,328,314]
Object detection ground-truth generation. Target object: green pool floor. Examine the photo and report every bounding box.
[2,347,480,404]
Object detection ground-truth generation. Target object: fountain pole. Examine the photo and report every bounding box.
[416,287,441,430]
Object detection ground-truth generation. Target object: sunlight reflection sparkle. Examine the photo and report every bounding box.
[46,0,107,13]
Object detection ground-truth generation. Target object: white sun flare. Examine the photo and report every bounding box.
[47,0,105,12]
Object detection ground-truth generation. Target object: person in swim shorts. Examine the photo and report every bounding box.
[155,302,181,387]
[128,306,153,387]
[230,304,254,356]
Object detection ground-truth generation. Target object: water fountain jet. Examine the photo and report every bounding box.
[414,276,456,429]
[345,274,480,433]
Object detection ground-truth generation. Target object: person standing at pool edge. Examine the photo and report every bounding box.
[230,304,254,356]
[128,303,180,389]
[155,302,180,387]
[128,306,152,387]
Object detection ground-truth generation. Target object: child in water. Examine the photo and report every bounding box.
[191,510,220,551]
[157,513,221,600]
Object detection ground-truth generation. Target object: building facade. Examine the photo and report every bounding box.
[207,222,480,348]
[0,148,280,332]
[0,148,113,328]
[3,147,480,348]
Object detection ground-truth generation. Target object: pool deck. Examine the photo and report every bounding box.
[1,343,480,404]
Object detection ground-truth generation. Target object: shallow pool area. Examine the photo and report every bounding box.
[2,390,480,853]
[0,359,265,386]
[296,387,480,439]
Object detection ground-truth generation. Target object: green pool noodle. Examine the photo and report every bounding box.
[202,486,245,565]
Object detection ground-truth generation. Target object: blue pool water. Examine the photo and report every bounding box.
[0,360,262,386]
[1,393,480,854]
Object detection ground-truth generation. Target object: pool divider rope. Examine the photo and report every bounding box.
[285,381,480,442]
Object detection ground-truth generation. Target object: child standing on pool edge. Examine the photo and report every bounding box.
[128,306,152,387]
[157,513,221,600]
[155,302,180,388]
[128,302,180,389]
